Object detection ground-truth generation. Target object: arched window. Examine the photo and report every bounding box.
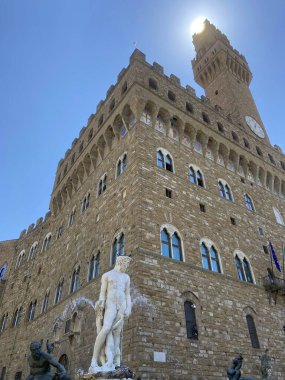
[55,280,64,305]
[184,302,198,339]
[218,180,233,201]
[189,166,204,187]
[88,252,100,281]
[235,254,254,283]
[200,242,221,273]
[42,292,49,314]
[0,313,8,333]
[98,174,107,196]
[42,233,52,252]
[160,227,183,261]
[81,193,90,213]
[140,109,152,125]
[27,301,37,322]
[56,224,63,240]
[149,78,158,90]
[58,354,69,370]
[244,194,255,212]
[246,314,260,348]
[12,307,22,327]
[70,267,80,293]
[15,250,25,269]
[273,207,284,225]
[111,233,125,265]
[156,149,173,173]
[68,207,76,226]
[28,242,38,261]
[116,154,128,177]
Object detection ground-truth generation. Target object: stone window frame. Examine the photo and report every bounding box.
[156,147,175,173]
[0,312,8,333]
[273,207,284,225]
[116,152,128,178]
[88,251,101,282]
[68,206,76,226]
[181,291,200,340]
[12,306,22,327]
[28,242,38,261]
[81,192,91,213]
[41,289,50,314]
[42,233,52,253]
[27,300,37,322]
[15,250,25,269]
[70,265,81,294]
[244,194,255,212]
[218,178,234,201]
[189,164,206,188]
[160,224,184,262]
[242,306,260,349]
[56,224,64,240]
[54,278,64,305]
[110,231,125,266]
[199,238,223,274]
[97,173,107,197]
[233,250,256,284]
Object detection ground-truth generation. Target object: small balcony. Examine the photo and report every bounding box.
[262,275,285,294]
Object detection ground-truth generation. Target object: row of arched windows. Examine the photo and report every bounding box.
[156,148,284,224]
[14,153,128,270]
[160,226,255,284]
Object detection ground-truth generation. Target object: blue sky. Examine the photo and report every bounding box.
[0,0,285,241]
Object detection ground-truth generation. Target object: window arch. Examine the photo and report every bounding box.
[27,301,37,322]
[149,78,158,90]
[273,207,284,225]
[42,233,52,252]
[234,251,254,284]
[12,307,22,327]
[184,301,198,339]
[218,179,233,201]
[56,224,63,240]
[68,206,76,226]
[55,279,64,305]
[244,194,255,212]
[111,233,125,265]
[156,148,174,173]
[189,165,205,187]
[246,314,260,348]
[15,250,25,269]
[0,313,8,333]
[140,108,152,125]
[97,174,107,196]
[88,252,100,281]
[28,242,38,261]
[116,153,127,177]
[81,192,90,213]
[70,267,80,293]
[199,240,222,273]
[160,225,183,261]
[42,291,49,314]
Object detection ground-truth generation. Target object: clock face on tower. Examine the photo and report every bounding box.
[245,116,265,138]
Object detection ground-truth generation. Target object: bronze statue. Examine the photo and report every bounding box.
[227,355,243,380]
[260,349,272,379]
[26,341,69,380]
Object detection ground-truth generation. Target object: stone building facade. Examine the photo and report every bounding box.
[0,20,285,380]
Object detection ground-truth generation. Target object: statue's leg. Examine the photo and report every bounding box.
[113,320,123,367]
[104,330,115,367]
[90,305,116,368]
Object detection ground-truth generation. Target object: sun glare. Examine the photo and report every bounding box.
[191,17,206,35]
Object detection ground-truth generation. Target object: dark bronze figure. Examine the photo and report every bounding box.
[26,341,69,380]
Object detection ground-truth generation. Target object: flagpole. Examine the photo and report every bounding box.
[282,242,285,281]
[269,241,274,275]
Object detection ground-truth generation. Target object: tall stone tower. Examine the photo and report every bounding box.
[192,20,270,144]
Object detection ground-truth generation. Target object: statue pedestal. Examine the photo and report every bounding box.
[82,365,134,380]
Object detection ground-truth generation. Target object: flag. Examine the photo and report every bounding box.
[269,241,281,272]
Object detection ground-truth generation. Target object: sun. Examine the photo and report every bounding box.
[190,17,206,35]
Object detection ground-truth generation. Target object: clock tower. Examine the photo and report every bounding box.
[192,20,270,144]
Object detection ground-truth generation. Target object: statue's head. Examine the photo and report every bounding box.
[30,341,42,359]
[115,255,131,272]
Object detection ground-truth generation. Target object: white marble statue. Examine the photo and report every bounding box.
[88,255,132,373]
